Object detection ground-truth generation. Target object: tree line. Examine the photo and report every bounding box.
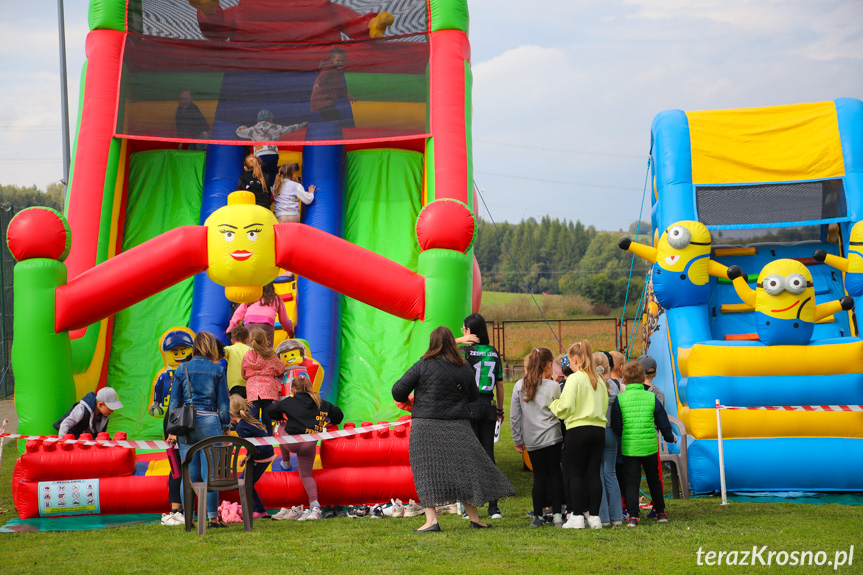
[475,216,652,310]
[0,183,65,212]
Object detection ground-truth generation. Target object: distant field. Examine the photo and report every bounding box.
[479,291,595,321]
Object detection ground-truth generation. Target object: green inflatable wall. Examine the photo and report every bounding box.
[338,149,423,423]
[106,150,204,439]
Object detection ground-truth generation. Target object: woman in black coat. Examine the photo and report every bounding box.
[392,326,515,532]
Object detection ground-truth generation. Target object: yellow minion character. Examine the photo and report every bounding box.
[727,260,854,345]
[619,220,727,308]
[814,221,863,297]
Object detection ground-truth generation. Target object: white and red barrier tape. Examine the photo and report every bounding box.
[717,405,863,412]
[0,419,411,450]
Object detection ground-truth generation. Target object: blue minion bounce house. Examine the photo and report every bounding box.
[622,98,863,494]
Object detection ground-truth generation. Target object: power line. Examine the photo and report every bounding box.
[0,126,61,131]
[474,139,646,160]
[475,170,642,193]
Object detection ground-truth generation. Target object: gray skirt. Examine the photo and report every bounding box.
[409,418,516,508]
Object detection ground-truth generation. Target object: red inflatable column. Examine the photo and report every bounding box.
[65,30,125,281]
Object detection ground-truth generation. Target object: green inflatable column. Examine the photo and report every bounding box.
[409,199,476,359]
[6,208,75,450]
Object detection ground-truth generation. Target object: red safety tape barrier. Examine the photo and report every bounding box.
[0,419,411,449]
[717,405,863,412]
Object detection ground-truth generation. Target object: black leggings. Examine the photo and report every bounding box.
[251,399,274,434]
[528,443,564,516]
[471,410,499,512]
[249,461,270,513]
[564,426,605,516]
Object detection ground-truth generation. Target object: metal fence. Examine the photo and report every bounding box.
[490,317,641,380]
[0,206,14,398]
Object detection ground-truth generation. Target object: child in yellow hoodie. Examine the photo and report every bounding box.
[549,340,609,529]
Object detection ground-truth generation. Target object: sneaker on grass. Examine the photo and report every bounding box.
[562,514,585,529]
[627,517,640,527]
[299,507,322,521]
[403,500,423,518]
[656,512,668,523]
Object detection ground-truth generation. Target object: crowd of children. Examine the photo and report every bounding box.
[511,341,676,529]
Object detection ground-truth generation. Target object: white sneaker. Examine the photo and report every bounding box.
[299,507,322,521]
[161,512,173,525]
[403,500,423,518]
[274,505,304,521]
[587,515,603,529]
[562,513,585,529]
[161,511,184,526]
[390,499,405,518]
[611,520,623,527]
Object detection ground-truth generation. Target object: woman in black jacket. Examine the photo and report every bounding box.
[392,326,515,532]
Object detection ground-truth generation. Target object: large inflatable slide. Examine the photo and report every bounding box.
[625,99,863,493]
[8,0,480,516]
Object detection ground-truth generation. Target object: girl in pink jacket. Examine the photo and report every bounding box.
[241,327,287,433]
[227,282,293,346]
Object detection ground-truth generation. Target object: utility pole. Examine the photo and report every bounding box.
[57,0,71,185]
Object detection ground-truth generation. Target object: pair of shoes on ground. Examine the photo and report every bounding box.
[561,514,603,529]
[298,506,322,521]
[625,512,668,526]
[384,499,404,517]
[321,505,344,519]
[161,511,184,526]
[272,505,304,521]
[347,504,371,518]
[403,499,423,518]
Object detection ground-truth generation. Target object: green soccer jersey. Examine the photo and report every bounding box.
[463,344,503,394]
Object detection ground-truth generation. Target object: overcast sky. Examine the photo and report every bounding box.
[1,0,862,230]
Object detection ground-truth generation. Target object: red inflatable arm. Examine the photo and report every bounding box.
[55,226,209,332]
[274,223,425,321]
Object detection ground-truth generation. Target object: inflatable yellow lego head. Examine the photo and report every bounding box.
[204,191,280,303]
[655,221,712,286]
[755,259,815,322]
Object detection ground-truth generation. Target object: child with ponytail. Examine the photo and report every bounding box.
[237,155,273,209]
[593,352,623,527]
[549,340,609,529]
[273,163,316,223]
[230,395,276,519]
[510,347,564,527]
[267,375,344,520]
[241,327,287,434]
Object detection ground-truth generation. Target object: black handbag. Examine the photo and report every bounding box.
[166,364,197,436]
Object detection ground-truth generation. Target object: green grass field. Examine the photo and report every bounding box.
[1,380,861,574]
